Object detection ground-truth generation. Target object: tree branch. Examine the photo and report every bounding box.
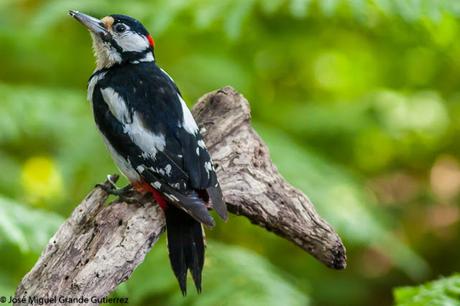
[15,87,346,304]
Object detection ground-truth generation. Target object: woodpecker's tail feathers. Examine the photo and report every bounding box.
[172,190,215,227]
[139,171,215,226]
[160,183,215,227]
[166,205,205,295]
[207,184,227,221]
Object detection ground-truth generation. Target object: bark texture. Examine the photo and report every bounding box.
[15,87,346,305]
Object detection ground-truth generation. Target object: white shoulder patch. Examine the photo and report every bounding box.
[178,95,199,135]
[101,87,131,123]
[124,112,166,159]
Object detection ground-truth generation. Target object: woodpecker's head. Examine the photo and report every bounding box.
[69,11,155,69]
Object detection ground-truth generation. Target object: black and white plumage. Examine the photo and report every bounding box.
[69,11,227,294]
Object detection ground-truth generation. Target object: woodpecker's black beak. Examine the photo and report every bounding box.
[69,10,110,40]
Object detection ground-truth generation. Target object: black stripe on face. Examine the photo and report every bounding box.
[106,36,152,63]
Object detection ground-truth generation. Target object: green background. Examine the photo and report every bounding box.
[1,1,460,305]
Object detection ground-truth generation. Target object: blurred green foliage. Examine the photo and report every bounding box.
[117,241,309,306]
[394,274,460,306]
[1,0,460,305]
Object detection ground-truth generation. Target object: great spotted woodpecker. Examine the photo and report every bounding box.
[69,11,227,294]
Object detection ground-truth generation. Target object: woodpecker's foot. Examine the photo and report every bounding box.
[96,175,133,196]
[96,182,140,204]
[96,183,133,195]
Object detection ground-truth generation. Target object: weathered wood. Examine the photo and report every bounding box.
[15,87,346,305]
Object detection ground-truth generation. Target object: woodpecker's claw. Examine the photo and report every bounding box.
[107,174,118,188]
[96,183,133,196]
[96,175,133,196]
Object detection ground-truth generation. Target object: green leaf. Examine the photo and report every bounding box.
[0,197,63,253]
[394,274,460,306]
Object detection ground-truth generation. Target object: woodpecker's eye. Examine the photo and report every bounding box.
[114,24,127,33]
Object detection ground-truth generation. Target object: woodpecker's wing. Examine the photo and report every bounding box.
[90,63,227,222]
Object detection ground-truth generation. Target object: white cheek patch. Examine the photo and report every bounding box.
[116,32,149,52]
[178,95,199,135]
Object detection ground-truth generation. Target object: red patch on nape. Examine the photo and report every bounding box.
[147,35,155,48]
[133,181,167,209]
